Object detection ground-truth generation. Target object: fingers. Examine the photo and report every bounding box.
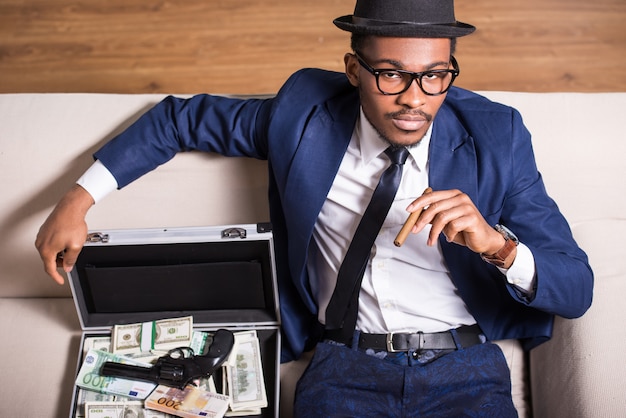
[36,235,86,285]
[61,243,82,273]
[429,200,473,245]
[48,259,66,285]
[36,242,66,285]
[407,189,481,247]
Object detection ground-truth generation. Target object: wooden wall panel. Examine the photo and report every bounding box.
[1,0,624,94]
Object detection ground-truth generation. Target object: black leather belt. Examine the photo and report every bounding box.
[325,325,484,352]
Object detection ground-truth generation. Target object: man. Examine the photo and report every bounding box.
[36,0,593,416]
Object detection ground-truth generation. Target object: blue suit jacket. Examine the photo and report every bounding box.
[95,69,593,362]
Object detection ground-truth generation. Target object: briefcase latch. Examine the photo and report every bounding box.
[86,232,110,243]
[221,227,247,239]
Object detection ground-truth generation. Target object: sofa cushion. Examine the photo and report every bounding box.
[0,298,80,417]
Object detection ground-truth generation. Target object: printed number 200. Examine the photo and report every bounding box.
[158,397,182,410]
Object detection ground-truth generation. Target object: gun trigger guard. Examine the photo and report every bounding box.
[167,347,195,360]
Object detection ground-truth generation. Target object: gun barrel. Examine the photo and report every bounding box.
[101,361,156,383]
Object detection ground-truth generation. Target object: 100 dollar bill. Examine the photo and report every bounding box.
[85,400,173,418]
[113,316,193,354]
[227,331,268,411]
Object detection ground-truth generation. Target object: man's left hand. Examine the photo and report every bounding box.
[406,189,505,256]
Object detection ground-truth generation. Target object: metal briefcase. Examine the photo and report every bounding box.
[67,223,281,418]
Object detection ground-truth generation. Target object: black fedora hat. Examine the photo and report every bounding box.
[334,0,475,38]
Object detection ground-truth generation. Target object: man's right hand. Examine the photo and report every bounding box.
[35,184,95,285]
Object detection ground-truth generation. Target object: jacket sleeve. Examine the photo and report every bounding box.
[498,109,594,319]
[94,94,273,188]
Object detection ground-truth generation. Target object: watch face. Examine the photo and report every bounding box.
[495,224,519,244]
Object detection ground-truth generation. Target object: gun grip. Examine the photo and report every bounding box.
[208,329,235,357]
[195,329,235,377]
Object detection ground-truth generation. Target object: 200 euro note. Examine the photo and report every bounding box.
[145,385,230,418]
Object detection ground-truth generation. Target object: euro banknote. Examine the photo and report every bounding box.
[76,349,157,399]
[145,385,230,418]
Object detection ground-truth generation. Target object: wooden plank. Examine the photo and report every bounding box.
[0,0,624,93]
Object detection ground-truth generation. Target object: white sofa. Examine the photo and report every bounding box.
[1,91,624,418]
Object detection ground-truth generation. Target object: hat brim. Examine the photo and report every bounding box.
[333,15,475,38]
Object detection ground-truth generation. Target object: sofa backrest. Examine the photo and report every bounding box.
[0,92,624,298]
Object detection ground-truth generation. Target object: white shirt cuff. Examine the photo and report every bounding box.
[76,160,118,203]
[498,242,536,294]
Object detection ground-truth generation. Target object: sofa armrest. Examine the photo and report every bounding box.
[530,220,626,418]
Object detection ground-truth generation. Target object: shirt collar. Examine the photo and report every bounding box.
[357,107,432,171]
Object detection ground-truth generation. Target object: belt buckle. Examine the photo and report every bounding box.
[386,332,399,352]
[386,332,424,352]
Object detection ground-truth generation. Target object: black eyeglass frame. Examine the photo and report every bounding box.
[355,53,460,96]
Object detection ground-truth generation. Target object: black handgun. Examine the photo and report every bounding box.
[100,328,235,389]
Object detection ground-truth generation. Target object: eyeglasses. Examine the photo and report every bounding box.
[355,53,460,96]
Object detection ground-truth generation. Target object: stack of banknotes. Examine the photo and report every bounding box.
[74,316,268,418]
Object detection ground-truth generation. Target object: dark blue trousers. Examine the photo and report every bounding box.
[294,339,517,417]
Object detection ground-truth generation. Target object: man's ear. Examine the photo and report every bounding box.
[344,53,360,87]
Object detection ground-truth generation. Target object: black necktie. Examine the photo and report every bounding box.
[324,146,409,341]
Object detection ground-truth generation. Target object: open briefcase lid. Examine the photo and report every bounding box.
[67,223,280,331]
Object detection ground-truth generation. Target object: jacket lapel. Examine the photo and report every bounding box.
[428,104,478,203]
[283,93,359,282]
[428,104,484,302]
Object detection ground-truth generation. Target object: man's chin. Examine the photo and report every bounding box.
[384,130,427,148]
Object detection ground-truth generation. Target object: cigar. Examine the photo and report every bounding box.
[394,187,433,247]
